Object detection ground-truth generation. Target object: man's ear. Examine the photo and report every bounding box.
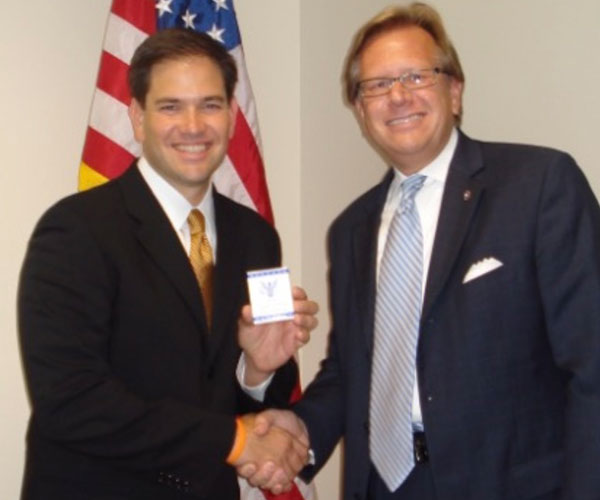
[449,78,464,119]
[128,98,145,143]
[228,97,239,139]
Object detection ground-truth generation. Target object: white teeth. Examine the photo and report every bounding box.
[175,144,207,153]
[388,114,422,125]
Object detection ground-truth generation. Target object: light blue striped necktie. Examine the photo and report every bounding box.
[370,174,426,492]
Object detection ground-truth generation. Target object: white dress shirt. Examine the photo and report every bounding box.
[137,157,217,258]
[376,128,458,429]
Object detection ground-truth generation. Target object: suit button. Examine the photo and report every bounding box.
[363,421,369,432]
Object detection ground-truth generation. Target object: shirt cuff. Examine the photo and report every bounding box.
[236,352,274,402]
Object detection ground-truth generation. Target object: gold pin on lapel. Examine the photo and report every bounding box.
[463,190,472,201]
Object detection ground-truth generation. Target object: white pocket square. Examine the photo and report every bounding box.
[462,257,503,284]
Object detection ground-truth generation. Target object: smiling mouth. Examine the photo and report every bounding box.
[387,113,425,126]
[174,144,208,153]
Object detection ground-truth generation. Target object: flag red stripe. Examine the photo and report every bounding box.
[111,0,156,34]
[263,485,305,500]
[289,383,303,404]
[228,110,274,224]
[82,127,135,179]
[97,51,131,106]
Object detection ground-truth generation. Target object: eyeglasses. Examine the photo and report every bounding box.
[357,68,447,98]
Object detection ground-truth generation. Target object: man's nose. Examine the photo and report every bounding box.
[388,80,412,104]
[181,109,205,133]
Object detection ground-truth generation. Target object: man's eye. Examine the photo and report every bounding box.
[373,79,391,90]
[364,79,389,92]
[201,101,224,112]
[159,104,178,112]
[406,72,423,84]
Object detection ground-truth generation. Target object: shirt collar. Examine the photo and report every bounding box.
[136,156,215,237]
[391,127,459,186]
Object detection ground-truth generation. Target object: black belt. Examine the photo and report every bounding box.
[413,431,429,464]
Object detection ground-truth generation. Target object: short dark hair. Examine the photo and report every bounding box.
[128,28,238,107]
[344,2,464,118]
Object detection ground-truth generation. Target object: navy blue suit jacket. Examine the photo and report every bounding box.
[295,132,600,500]
[18,166,297,499]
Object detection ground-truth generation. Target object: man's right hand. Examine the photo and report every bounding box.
[232,413,308,494]
[236,410,310,493]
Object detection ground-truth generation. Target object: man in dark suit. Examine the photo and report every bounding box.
[242,3,600,499]
[18,29,316,499]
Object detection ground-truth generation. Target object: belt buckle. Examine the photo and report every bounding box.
[413,431,429,464]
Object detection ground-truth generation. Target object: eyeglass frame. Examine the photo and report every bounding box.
[356,67,449,98]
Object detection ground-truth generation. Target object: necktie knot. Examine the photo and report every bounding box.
[188,209,206,236]
[399,174,426,212]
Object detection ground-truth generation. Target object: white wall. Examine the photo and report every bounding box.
[2,1,598,499]
[1,2,113,499]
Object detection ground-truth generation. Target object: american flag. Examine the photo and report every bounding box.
[79,0,273,224]
[78,1,313,499]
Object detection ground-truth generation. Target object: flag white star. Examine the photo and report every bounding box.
[212,0,229,11]
[206,24,225,43]
[182,9,197,29]
[156,0,173,17]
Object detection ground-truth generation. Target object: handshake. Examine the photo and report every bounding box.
[229,409,309,495]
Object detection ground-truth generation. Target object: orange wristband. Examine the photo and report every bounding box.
[226,417,247,464]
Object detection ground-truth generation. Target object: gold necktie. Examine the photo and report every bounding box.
[187,209,214,327]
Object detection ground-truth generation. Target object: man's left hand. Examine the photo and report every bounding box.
[238,286,318,386]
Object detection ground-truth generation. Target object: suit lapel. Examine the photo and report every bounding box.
[117,166,208,332]
[421,132,485,322]
[207,191,245,363]
[353,172,393,353]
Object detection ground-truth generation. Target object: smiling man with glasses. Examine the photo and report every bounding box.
[240,3,600,500]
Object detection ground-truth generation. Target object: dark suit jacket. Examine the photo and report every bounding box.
[18,166,297,499]
[294,132,600,500]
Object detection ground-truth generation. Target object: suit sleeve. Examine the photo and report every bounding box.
[534,153,600,497]
[293,223,347,477]
[18,201,236,482]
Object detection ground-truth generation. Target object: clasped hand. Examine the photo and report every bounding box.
[233,412,309,494]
